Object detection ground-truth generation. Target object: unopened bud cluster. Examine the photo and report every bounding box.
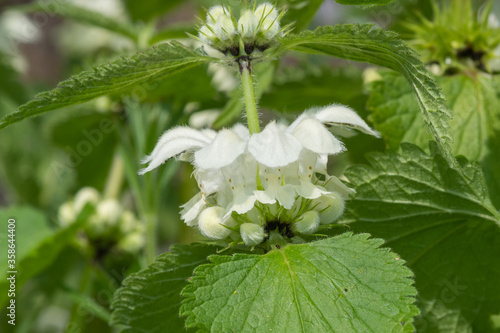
[198,3,286,56]
[58,187,145,254]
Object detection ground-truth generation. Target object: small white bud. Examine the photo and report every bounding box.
[118,231,145,253]
[214,17,236,40]
[199,25,216,44]
[120,210,140,234]
[206,6,227,25]
[88,199,123,237]
[315,192,345,224]
[238,10,259,38]
[58,202,76,227]
[74,187,100,213]
[240,223,265,246]
[255,3,278,20]
[198,206,234,239]
[294,211,320,234]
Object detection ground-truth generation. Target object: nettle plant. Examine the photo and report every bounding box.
[2,0,500,332]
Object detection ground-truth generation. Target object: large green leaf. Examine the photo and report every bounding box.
[344,143,500,332]
[0,43,213,130]
[276,24,457,170]
[181,233,418,332]
[367,71,500,207]
[17,1,138,41]
[110,244,219,332]
[0,206,90,307]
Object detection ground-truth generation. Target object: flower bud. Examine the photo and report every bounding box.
[198,206,234,239]
[120,210,140,234]
[74,187,100,213]
[238,10,259,38]
[118,231,145,253]
[314,192,345,224]
[294,210,320,234]
[240,223,265,246]
[58,202,76,227]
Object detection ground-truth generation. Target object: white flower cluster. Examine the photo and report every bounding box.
[140,105,379,247]
[198,3,284,55]
[58,187,145,254]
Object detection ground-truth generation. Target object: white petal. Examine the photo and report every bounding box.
[290,117,344,155]
[253,190,276,205]
[295,181,327,199]
[313,104,380,137]
[248,121,302,167]
[274,184,296,209]
[228,187,257,215]
[324,176,356,198]
[139,127,211,174]
[231,123,250,141]
[180,193,206,226]
[194,129,247,169]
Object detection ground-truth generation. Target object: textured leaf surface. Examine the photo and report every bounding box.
[18,1,138,40]
[181,233,418,332]
[277,25,456,168]
[0,43,212,130]
[344,143,500,332]
[367,71,500,207]
[110,244,219,332]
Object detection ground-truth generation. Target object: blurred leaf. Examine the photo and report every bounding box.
[260,65,364,112]
[367,71,500,207]
[0,206,90,307]
[150,24,197,45]
[344,143,500,332]
[0,53,27,105]
[0,43,214,130]
[181,233,418,332]
[17,1,138,41]
[110,244,219,332]
[49,111,116,189]
[62,285,111,323]
[276,24,458,170]
[122,0,184,22]
[335,0,397,5]
[280,0,325,31]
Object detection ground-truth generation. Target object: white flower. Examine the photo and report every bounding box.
[141,104,379,244]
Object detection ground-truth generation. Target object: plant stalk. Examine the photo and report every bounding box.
[239,57,260,134]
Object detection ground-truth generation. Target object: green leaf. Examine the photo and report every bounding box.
[334,0,397,5]
[367,71,500,208]
[110,244,219,332]
[0,43,213,130]
[0,52,27,104]
[280,0,325,31]
[344,143,500,332]
[0,206,90,307]
[17,1,138,41]
[277,24,457,170]
[181,233,418,332]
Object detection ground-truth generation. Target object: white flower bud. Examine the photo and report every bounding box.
[118,231,145,253]
[315,192,345,224]
[238,10,259,38]
[198,206,234,239]
[206,6,227,25]
[199,25,216,44]
[120,210,140,234]
[58,202,76,227]
[74,187,100,213]
[214,16,236,40]
[294,211,320,234]
[255,3,278,21]
[240,223,265,246]
[96,199,122,226]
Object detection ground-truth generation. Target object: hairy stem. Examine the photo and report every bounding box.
[239,57,260,134]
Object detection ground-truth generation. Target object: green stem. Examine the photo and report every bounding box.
[66,264,92,332]
[103,152,124,199]
[144,211,157,265]
[239,58,260,134]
